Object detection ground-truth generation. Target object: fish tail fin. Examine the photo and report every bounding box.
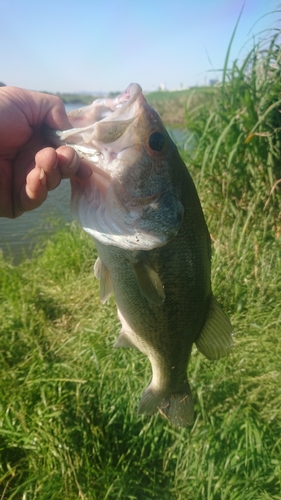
[137,381,194,427]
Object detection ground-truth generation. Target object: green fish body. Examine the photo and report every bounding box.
[46,83,233,426]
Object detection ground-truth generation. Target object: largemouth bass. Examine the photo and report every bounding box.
[46,83,233,427]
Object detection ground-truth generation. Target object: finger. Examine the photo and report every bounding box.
[35,147,61,191]
[21,165,48,213]
[20,147,61,213]
[0,160,13,218]
[56,146,93,180]
[56,145,80,178]
[15,146,92,217]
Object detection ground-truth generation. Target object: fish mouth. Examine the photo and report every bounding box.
[45,83,145,179]
[45,83,183,250]
[66,83,144,129]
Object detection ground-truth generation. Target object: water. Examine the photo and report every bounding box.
[0,181,72,264]
[0,102,189,264]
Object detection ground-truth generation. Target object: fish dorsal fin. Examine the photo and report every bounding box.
[133,259,165,305]
[114,329,138,349]
[195,296,234,360]
[94,257,113,304]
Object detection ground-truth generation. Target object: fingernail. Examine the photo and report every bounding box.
[53,157,58,170]
[39,168,46,186]
[67,151,79,170]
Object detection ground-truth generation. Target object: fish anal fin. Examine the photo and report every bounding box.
[114,308,139,350]
[133,259,165,305]
[195,296,234,360]
[94,257,113,304]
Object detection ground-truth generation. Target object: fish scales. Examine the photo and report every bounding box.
[45,83,234,427]
[94,161,211,426]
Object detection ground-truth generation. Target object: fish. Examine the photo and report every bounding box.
[46,83,234,427]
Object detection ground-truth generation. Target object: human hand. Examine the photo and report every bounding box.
[0,86,92,218]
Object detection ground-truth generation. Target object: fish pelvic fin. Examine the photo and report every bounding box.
[132,259,165,306]
[113,329,138,349]
[94,257,113,304]
[195,296,234,360]
[137,382,194,427]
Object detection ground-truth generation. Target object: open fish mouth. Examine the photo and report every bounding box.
[48,83,144,160]
[65,82,144,126]
[44,83,184,251]
[44,83,149,193]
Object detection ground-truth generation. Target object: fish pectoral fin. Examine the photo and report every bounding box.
[113,329,138,349]
[133,260,165,305]
[94,257,113,304]
[137,382,194,427]
[195,296,234,360]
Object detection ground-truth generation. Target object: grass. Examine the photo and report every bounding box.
[1,25,281,500]
[0,225,281,499]
[146,87,215,127]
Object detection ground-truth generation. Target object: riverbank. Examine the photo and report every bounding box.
[55,86,215,127]
[146,86,215,126]
[1,28,281,499]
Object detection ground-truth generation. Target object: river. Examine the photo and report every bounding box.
[0,103,190,264]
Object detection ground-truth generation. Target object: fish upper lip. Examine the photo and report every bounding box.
[92,83,143,124]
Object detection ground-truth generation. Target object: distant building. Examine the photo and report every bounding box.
[209,79,219,86]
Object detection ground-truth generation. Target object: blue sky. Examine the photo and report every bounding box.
[1,0,280,93]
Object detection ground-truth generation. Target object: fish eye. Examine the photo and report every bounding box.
[148,132,165,152]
